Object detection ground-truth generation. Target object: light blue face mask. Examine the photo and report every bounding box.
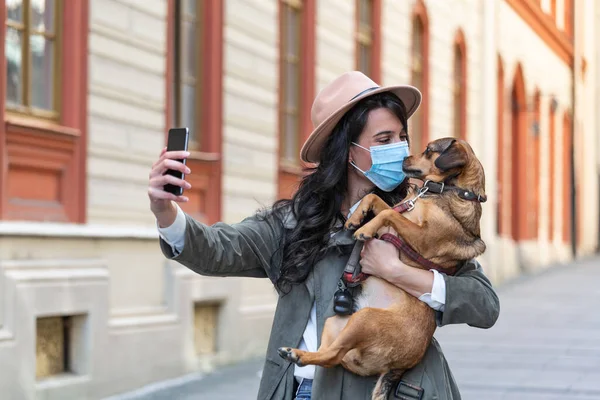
[350,141,410,192]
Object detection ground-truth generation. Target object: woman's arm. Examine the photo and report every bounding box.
[434,259,500,328]
[158,202,283,281]
[359,237,500,329]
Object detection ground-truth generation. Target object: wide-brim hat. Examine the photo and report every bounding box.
[300,71,421,164]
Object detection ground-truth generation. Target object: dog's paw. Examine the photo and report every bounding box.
[277,347,303,366]
[345,221,358,230]
[353,230,372,241]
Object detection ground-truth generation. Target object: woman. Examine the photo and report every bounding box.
[148,71,500,400]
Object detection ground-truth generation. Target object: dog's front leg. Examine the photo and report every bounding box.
[345,194,391,230]
[353,209,424,241]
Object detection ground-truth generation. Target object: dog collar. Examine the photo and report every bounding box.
[423,180,487,203]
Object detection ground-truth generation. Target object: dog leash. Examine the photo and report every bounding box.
[379,233,457,276]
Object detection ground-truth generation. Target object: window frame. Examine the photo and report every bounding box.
[409,0,429,154]
[5,0,62,120]
[172,0,204,150]
[277,0,315,199]
[355,0,381,82]
[548,99,557,241]
[165,0,223,224]
[0,0,89,223]
[496,55,506,236]
[279,0,303,169]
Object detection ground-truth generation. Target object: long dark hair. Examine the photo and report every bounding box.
[269,92,410,294]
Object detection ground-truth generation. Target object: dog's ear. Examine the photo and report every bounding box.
[434,140,468,171]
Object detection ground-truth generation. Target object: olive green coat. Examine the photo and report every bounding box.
[159,209,500,400]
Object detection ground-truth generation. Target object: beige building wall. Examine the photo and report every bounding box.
[221,0,280,356]
[0,1,277,399]
[381,0,599,283]
[578,0,599,253]
[87,0,167,227]
[317,0,354,91]
[495,0,574,277]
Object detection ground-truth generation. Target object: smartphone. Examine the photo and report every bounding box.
[163,127,190,196]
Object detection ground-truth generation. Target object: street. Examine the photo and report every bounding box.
[107,256,600,400]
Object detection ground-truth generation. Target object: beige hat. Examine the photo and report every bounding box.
[300,71,421,164]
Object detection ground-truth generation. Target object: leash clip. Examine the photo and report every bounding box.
[396,186,429,213]
[413,185,430,200]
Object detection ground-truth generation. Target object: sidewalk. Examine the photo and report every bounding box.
[104,358,264,400]
[107,256,600,400]
[435,255,600,400]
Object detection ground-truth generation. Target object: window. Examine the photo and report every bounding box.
[1,0,88,223]
[548,100,556,241]
[410,5,429,154]
[356,0,372,76]
[355,0,381,82]
[562,111,572,243]
[193,302,221,356]
[36,315,72,379]
[277,0,315,198]
[167,0,223,224]
[280,0,302,167]
[532,90,541,238]
[496,56,505,236]
[510,64,528,241]
[6,0,60,118]
[452,31,466,140]
[173,0,202,149]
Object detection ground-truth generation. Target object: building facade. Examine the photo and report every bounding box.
[0,0,598,398]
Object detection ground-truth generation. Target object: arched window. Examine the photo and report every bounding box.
[562,111,572,243]
[510,64,528,242]
[497,56,505,236]
[548,99,557,241]
[532,90,541,238]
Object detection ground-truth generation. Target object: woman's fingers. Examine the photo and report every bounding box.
[152,149,189,169]
[149,157,192,179]
[152,147,168,169]
[150,173,192,191]
[148,148,193,207]
[147,186,189,203]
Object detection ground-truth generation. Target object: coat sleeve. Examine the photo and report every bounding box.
[435,259,500,328]
[159,210,283,281]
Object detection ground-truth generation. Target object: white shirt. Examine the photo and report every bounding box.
[157,202,447,381]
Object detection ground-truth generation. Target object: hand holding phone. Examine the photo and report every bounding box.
[163,127,190,196]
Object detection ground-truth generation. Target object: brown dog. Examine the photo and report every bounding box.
[278,138,487,399]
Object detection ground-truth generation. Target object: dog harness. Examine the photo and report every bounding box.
[334,179,484,316]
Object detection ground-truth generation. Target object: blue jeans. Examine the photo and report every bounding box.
[295,378,313,399]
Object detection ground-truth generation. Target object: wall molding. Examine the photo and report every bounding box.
[505,0,574,66]
[0,221,159,239]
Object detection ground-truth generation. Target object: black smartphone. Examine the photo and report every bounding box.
[163,127,190,196]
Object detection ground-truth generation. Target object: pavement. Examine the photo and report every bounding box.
[106,255,600,400]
